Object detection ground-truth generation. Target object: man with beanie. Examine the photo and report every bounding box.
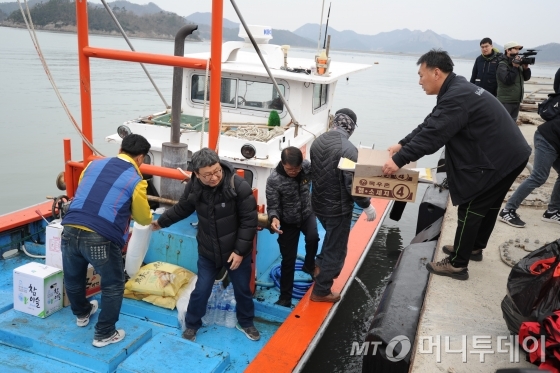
[470,37,502,96]
[497,41,531,121]
[383,49,530,281]
[310,108,377,303]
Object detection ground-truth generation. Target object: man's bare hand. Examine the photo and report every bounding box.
[270,218,283,234]
[387,144,402,157]
[150,221,162,231]
[382,158,400,175]
[227,252,243,270]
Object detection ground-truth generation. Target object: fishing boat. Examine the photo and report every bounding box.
[0,1,392,371]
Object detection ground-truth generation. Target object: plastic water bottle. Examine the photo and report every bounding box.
[225,285,237,328]
[202,284,219,325]
[215,286,227,326]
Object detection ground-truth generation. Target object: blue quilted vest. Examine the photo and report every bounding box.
[62,157,141,246]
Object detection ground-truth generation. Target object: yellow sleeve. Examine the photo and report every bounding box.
[131,179,153,225]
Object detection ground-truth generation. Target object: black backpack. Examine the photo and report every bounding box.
[538,92,560,121]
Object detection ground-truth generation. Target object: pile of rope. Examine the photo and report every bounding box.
[223,126,285,142]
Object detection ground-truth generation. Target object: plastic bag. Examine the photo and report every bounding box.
[177,276,198,331]
[505,239,560,325]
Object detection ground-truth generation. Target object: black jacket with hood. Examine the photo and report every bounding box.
[157,160,257,267]
[266,160,313,225]
[310,126,371,217]
[393,73,531,206]
[469,49,502,96]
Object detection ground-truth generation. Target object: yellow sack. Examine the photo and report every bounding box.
[124,280,192,310]
[125,261,195,297]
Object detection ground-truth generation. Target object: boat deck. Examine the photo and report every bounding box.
[0,198,391,372]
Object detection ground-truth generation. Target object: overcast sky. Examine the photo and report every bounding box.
[4,0,558,47]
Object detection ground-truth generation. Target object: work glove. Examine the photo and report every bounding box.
[364,205,377,221]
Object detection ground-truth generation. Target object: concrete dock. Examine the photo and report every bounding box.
[410,114,559,372]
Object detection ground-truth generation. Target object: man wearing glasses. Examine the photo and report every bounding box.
[152,148,259,342]
[266,146,319,307]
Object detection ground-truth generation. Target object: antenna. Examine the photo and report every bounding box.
[322,2,332,50]
[317,0,326,54]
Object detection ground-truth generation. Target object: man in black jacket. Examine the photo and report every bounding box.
[383,49,531,281]
[151,148,259,341]
[310,109,377,302]
[470,37,502,96]
[266,146,318,307]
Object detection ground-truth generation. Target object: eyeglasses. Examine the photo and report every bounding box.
[283,165,302,174]
[199,168,222,180]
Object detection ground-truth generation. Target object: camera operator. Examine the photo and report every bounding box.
[470,37,502,96]
[497,41,531,121]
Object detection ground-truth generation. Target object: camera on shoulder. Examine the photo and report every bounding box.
[514,49,538,65]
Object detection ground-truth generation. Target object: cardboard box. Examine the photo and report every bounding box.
[350,149,419,202]
[63,265,101,307]
[45,219,63,269]
[13,262,63,318]
[43,222,102,306]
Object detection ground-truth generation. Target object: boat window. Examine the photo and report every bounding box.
[313,84,328,110]
[190,75,284,113]
[191,75,237,107]
[234,168,253,188]
[237,80,284,112]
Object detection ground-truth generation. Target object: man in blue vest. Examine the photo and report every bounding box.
[61,134,152,348]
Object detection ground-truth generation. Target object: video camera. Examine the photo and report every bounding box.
[513,49,538,65]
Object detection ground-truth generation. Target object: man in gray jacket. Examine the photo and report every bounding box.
[310,109,377,302]
[266,146,318,307]
[383,49,530,281]
[497,41,531,121]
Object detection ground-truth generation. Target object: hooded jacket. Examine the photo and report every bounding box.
[310,120,371,217]
[393,73,531,206]
[157,160,257,267]
[470,49,502,96]
[266,160,312,225]
[497,57,531,104]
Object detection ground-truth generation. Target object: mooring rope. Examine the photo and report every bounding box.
[17,0,105,156]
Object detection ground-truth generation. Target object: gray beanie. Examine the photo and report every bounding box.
[333,113,357,136]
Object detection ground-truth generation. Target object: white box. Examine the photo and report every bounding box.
[13,262,63,318]
[45,219,63,269]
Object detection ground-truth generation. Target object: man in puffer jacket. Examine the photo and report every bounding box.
[310,109,377,303]
[152,148,259,342]
[266,146,319,307]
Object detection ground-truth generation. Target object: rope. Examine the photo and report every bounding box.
[269,259,313,299]
[17,0,104,156]
[223,126,285,142]
[0,227,46,252]
[200,58,210,151]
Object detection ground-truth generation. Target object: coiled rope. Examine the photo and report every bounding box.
[223,126,285,142]
[269,259,313,299]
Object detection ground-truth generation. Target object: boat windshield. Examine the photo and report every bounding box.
[190,75,285,112]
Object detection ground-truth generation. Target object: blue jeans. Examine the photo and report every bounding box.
[61,226,125,340]
[505,131,560,211]
[186,254,254,330]
[313,213,352,297]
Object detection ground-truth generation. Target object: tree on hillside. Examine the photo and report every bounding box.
[7,0,199,39]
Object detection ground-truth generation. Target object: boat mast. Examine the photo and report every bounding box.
[209,0,223,151]
[76,0,93,164]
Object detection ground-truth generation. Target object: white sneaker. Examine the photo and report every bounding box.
[92,329,126,348]
[76,300,98,327]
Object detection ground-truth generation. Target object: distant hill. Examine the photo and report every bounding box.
[0,0,42,16]
[3,0,199,40]
[186,12,239,29]
[105,1,164,16]
[184,12,315,48]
